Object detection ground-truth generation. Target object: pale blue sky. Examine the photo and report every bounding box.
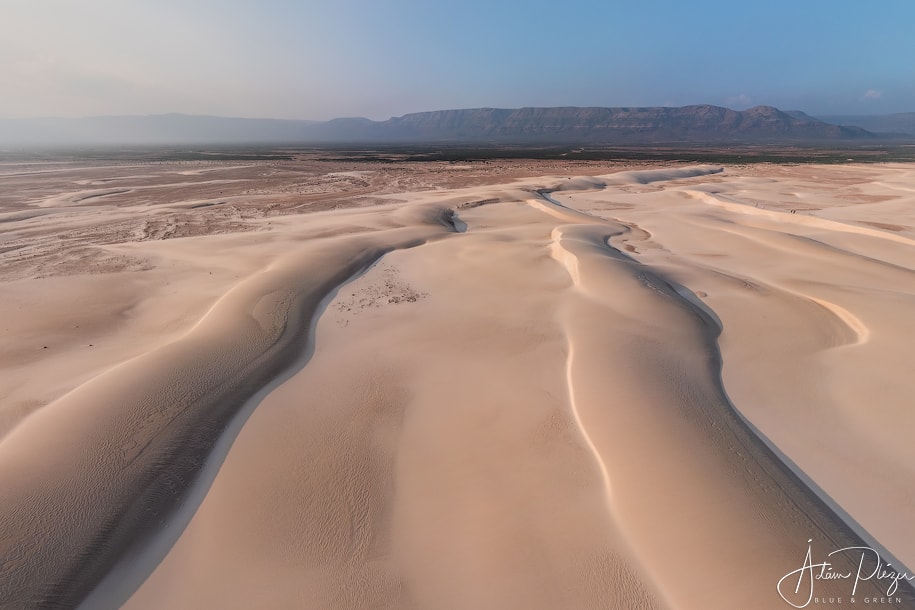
[2,0,914,119]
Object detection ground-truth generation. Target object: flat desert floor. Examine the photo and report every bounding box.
[0,155,913,609]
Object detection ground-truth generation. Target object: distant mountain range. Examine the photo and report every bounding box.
[816,113,915,136]
[1,105,906,147]
[302,106,874,143]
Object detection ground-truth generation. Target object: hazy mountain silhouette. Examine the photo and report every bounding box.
[817,112,915,136]
[0,105,881,146]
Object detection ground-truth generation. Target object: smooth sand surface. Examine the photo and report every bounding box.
[0,158,913,608]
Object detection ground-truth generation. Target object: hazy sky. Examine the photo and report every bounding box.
[3,0,914,120]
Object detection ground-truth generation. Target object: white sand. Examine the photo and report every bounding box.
[0,159,912,608]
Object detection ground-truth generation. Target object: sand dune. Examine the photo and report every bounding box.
[0,159,913,609]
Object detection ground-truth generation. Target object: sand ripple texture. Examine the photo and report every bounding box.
[0,160,914,609]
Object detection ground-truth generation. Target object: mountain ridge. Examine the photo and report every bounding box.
[354,105,872,142]
[0,105,888,146]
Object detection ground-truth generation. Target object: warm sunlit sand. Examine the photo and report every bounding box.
[1,157,913,609]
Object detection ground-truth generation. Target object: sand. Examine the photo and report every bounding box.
[0,157,913,609]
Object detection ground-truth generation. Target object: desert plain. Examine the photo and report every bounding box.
[0,152,913,609]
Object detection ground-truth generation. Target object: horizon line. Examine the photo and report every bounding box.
[2,104,914,123]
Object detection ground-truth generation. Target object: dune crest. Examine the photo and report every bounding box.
[1,159,913,609]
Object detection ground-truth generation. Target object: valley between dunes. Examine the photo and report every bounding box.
[1,157,913,609]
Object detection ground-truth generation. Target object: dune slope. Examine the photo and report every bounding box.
[0,160,913,609]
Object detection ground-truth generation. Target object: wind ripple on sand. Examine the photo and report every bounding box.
[529,186,914,608]
[4,164,915,610]
[0,219,451,609]
[684,188,915,248]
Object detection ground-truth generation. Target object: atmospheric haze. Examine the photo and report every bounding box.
[2,0,914,122]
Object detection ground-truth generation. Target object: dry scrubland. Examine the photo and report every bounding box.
[0,155,914,608]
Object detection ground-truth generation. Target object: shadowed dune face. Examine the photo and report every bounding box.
[0,159,913,609]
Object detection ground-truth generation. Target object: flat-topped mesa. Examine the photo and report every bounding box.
[332,104,875,143]
[0,105,877,145]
